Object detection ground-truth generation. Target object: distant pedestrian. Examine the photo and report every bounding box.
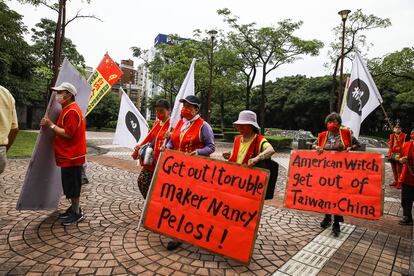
[388,122,407,189]
[40,82,86,226]
[0,85,19,174]
[398,128,414,225]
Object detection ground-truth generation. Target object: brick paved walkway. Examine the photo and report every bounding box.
[1,160,322,275]
[1,134,413,275]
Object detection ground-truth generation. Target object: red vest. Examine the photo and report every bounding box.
[388,133,406,159]
[229,134,266,165]
[54,102,86,167]
[399,141,414,186]
[141,118,170,171]
[317,128,352,150]
[171,117,205,153]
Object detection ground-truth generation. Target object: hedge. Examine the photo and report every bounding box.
[212,127,223,134]
[223,132,292,150]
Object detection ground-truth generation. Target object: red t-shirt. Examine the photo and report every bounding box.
[399,141,414,186]
[54,102,86,167]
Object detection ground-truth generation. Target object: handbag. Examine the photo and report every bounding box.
[138,140,155,165]
[252,136,279,200]
[389,152,400,162]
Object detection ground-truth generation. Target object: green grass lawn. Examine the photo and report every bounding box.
[7,131,38,158]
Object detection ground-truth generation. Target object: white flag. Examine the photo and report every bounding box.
[113,88,149,149]
[341,52,383,138]
[170,58,196,129]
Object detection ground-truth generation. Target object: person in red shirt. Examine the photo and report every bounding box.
[398,128,414,225]
[132,99,171,198]
[40,82,86,226]
[388,123,407,189]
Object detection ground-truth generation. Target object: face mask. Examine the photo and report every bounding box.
[181,107,194,120]
[56,93,69,104]
[156,111,167,121]
[236,125,251,136]
[327,122,340,132]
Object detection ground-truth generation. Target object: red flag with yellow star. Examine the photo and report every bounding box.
[86,53,123,116]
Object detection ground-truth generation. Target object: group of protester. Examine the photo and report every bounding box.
[387,122,414,225]
[1,82,413,242]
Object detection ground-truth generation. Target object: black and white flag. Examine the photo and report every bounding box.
[113,88,148,149]
[341,52,383,138]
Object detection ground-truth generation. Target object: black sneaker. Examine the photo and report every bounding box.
[58,207,72,219]
[61,211,85,226]
[320,217,332,228]
[399,216,413,225]
[332,223,341,237]
[166,241,182,251]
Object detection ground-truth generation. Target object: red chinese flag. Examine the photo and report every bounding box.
[96,53,123,86]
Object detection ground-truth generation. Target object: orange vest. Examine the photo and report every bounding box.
[54,102,86,167]
[171,117,205,153]
[388,133,406,159]
[141,118,170,171]
[399,141,414,186]
[229,134,266,165]
[317,128,352,150]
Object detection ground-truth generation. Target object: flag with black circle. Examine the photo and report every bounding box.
[113,88,148,149]
[341,52,383,138]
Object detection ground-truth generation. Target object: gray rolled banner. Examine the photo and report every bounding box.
[16,59,91,210]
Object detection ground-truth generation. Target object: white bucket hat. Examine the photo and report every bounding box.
[51,82,77,96]
[233,110,260,130]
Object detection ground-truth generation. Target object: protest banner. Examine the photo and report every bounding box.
[85,53,123,116]
[142,150,269,264]
[285,150,384,219]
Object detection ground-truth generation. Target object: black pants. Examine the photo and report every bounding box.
[61,166,82,199]
[401,183,414,219]
[324,214,344,224]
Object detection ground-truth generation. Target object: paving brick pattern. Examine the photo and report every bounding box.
[0,159,322,275]
[318,228,412,276]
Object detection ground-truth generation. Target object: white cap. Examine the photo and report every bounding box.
[51,82,77,96]
[233,110,260,130]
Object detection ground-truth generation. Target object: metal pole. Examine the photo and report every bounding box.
[338,17,347,113]
[206,35,214,123]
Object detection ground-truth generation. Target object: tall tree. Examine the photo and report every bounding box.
[218,8,323,134]
[326,9,391,112]
[31,18,85,68]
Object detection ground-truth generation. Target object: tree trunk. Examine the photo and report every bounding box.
[260,66,266,135]
[245,77,251,110]
[48,0,65,106]
[220,93,225,128]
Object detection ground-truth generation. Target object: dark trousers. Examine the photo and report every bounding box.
[324,214,344,224]
[401,183,414,219]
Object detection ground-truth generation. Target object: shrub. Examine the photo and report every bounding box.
[223,132,239,141]
[212,127,223,134]
[265,136,292,150]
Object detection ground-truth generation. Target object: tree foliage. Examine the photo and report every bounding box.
[326,9,391,111]
[31,18,85,68]
[218,8,323,133]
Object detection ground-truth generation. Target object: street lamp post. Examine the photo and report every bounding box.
[206,29,217,123]
[337,9,351,113]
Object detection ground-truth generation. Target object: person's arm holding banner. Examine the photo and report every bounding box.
[189,123,215,156]
[40,114,78,140]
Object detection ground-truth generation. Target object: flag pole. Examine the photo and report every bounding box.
[378,100,393,130]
